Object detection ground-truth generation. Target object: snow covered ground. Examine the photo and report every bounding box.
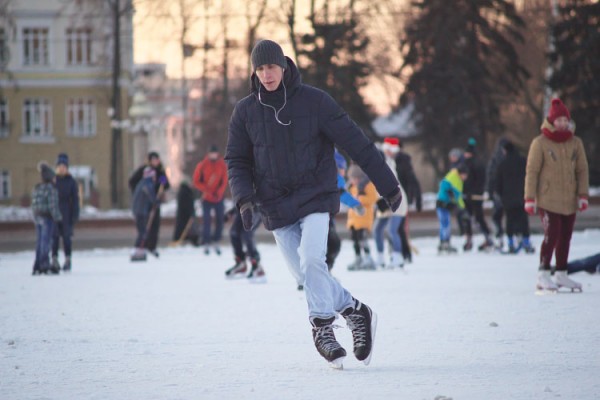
[1,230,599,400]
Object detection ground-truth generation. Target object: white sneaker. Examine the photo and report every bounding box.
[375,252,385,268]
[359,254,376,270]
[554,271,582,292]
[389,252,404,269]
[536,270,558,291]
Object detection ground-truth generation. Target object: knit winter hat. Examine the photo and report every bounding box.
[448,148,463,161]
[547,98,571,124]
[382,137,400,154]
[56,153,69,167]
[251,40,287,71]
[334,150,347,170]
[38,162,55,182]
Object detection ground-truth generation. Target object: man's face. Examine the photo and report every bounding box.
[256,64,284,92]
[149,157,160,167]
[56,164,68,175]
[553,116,569,131]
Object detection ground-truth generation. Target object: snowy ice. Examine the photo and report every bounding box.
[1,230,599,399]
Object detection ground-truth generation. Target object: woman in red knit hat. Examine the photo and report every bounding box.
[524,98,589,292]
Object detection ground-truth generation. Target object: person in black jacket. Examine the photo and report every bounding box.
[486,137,508,250]
[495,141,534,253]
[129,151,170,257]
[393,138,422,263]
[226,39,402,368]
[462,141,492,251]
[172,177,200,246]
[51,153,79,272]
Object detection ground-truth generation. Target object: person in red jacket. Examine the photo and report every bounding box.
[193,144,228,255]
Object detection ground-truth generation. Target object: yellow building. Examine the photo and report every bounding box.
[0,0,135,209]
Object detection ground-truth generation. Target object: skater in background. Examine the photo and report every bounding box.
[193,144,228,255]
[393,138,422,264]
[51,153,79,272]
[566,252,600,275]
[486,137,508,250]
[224,206,265,282]
[495,140,534,254]
[130,167,159,261]
[324,150,364,276]
[525,98,589,292]
[462,139,493,251]
[31,162,62,275]
[436,164,469,254]
[374,138,408,269]
[129,151,170,257]
[172,177,200,246]
[346,164,378,271]
[226,39,401,368]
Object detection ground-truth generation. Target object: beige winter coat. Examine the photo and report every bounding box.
[524,119,589,215]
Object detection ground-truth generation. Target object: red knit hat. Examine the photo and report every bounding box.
[547,98,570,124]
[382,137,400,153]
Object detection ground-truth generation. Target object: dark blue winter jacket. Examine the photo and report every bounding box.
[131,177,157,216]
[226,57,399,230]
[55,173,79,226]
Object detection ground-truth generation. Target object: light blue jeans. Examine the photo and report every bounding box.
[374,215,404,253]
[273,212,354,319]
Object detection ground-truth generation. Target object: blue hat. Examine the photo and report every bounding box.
[56,153,69,166]
[334,150,347,170]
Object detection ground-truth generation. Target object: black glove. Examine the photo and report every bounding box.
[240,202,254,231]
[376,198,390,212]
[384,187,402,212]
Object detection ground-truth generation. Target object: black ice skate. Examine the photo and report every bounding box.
[310,316,346,369]
[63,256,71,272]
[225,257,247,279]
[247,259,266,283]
[341,298,377,365]
[438,241,457,255]
[477,237,494,252]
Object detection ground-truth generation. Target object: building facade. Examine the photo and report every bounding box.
[0,0,134,209]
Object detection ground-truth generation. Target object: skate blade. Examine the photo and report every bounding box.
[248,276,267,284]
[362,311,378,366]
[329,356,345,370]
[225,273,247,280]
[556,285,583,293]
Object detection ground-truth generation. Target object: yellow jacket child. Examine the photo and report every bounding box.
[346,165,378,231]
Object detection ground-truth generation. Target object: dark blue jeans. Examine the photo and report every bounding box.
[34,216,54,271]
[229,210,260,261]
[567,253,600,275]
[134,213,148,248]
[202,200,224,245]
[52,222,73,257]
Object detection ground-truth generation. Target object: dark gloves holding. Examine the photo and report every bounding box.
[384,186,403,212]
[240,202,254,231]
[376,198,390,212]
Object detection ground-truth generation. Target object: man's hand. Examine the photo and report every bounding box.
[524,199,536,216]
[578,197,588,212]
[240,202,254,231]
[384,187,402,212]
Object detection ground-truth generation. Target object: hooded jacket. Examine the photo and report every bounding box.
[495,146,526,209]
[524,119,589,215]
[226,57,399,230]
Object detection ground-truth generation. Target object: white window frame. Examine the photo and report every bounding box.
[67,98,97,137]
[22,27,50,66]
[0,98,8,138]
[66,27,92,66]
[22,98,52,139]
[0,170,10,200]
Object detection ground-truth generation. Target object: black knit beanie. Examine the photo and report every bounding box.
[251,40,287,71]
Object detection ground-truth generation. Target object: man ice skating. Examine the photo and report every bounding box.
[226,39,402,368]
